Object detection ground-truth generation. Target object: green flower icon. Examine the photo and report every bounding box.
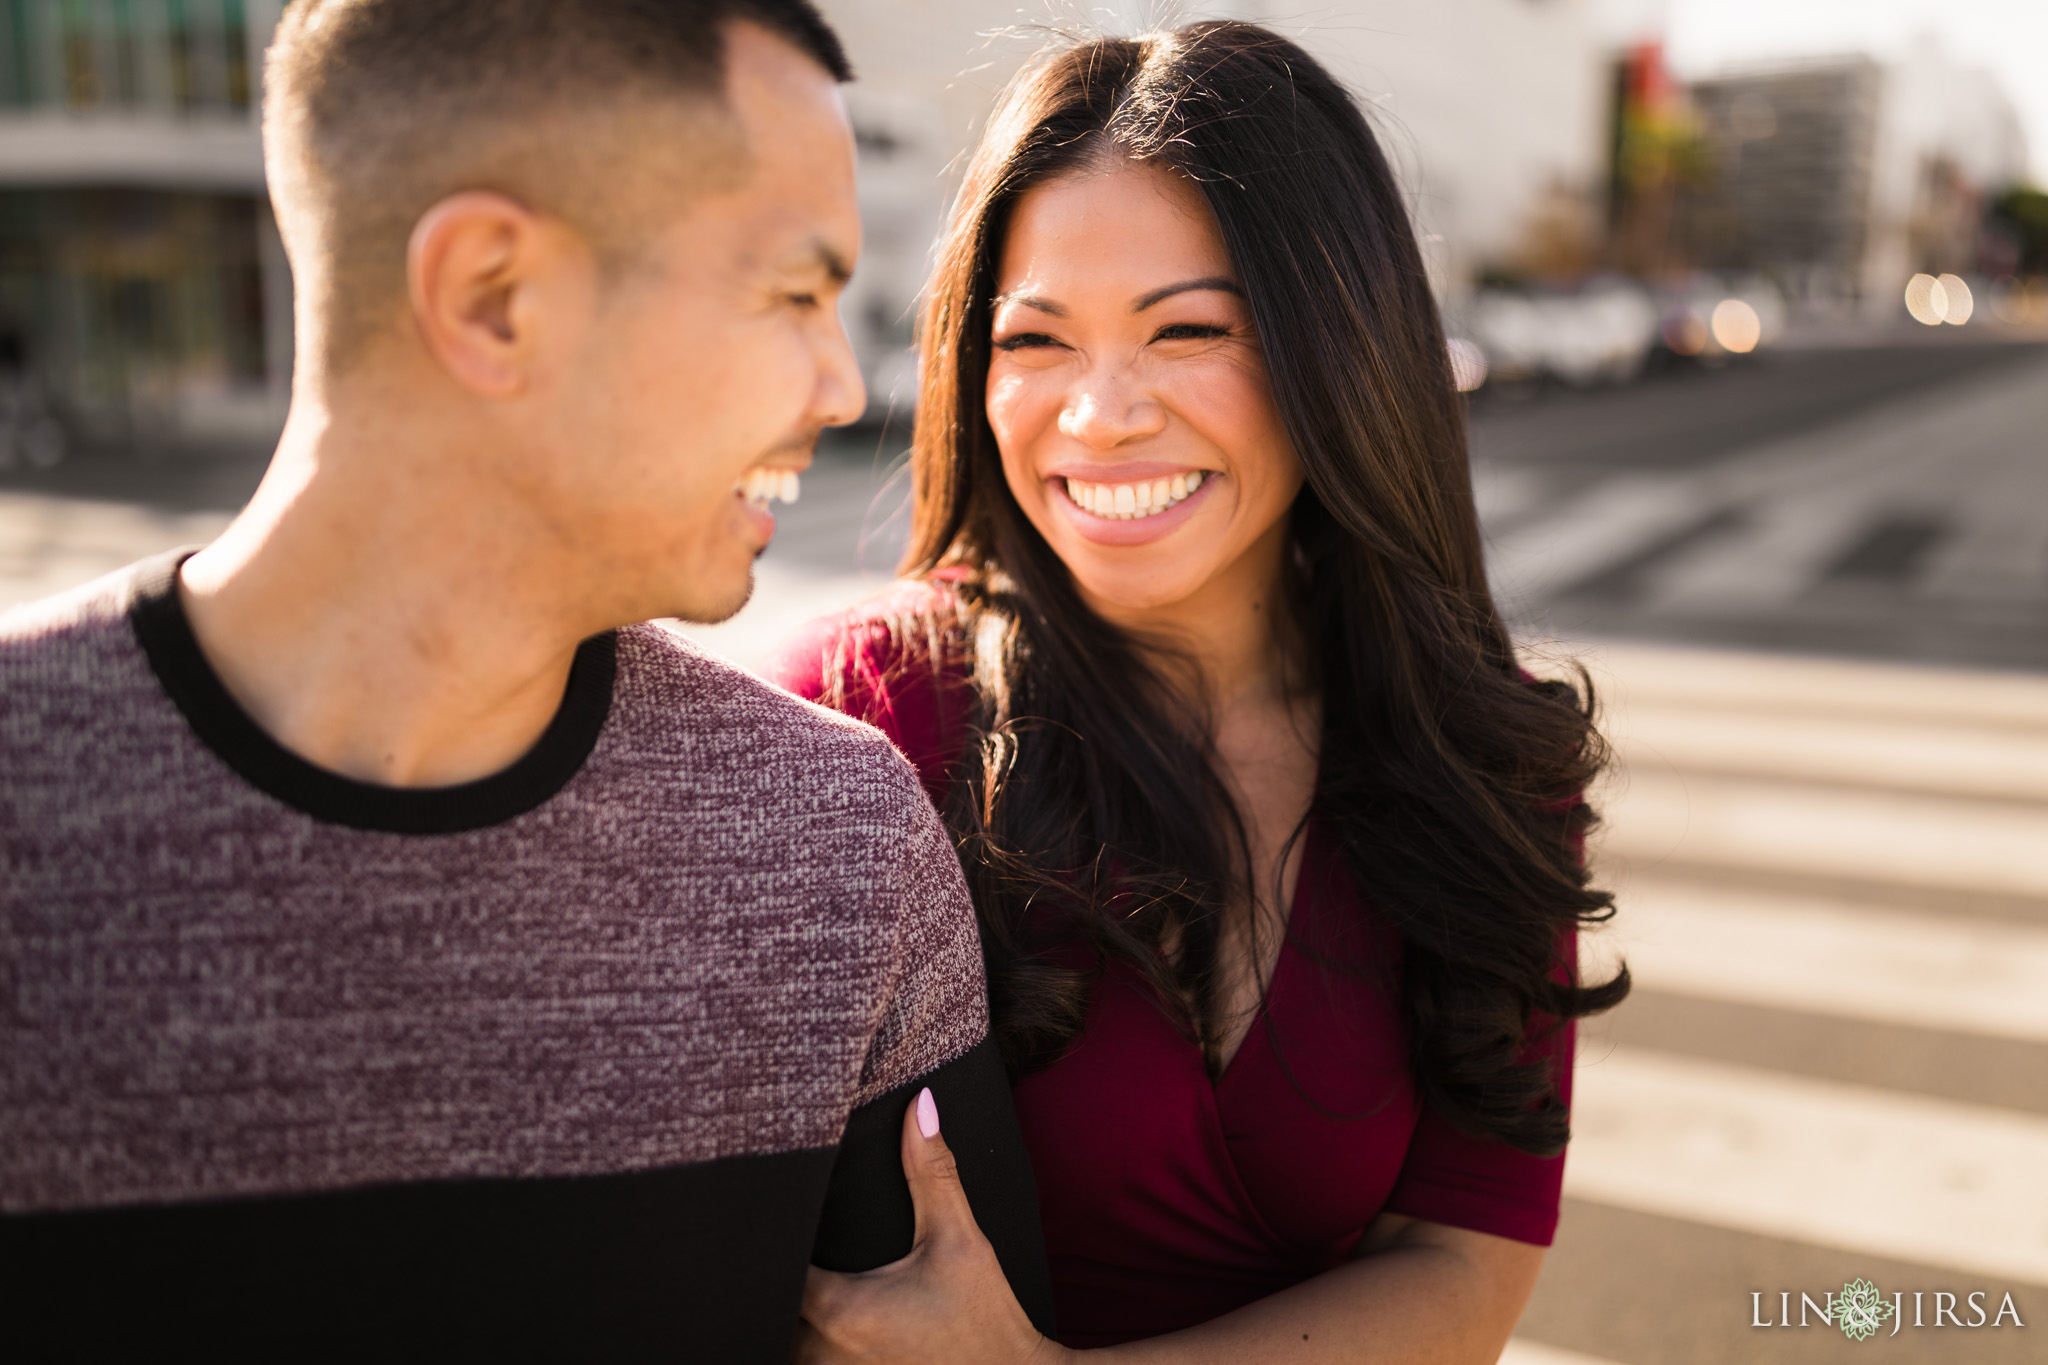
[1835,1278,1895,1341]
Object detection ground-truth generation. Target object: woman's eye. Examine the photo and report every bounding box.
[992,332,1061,352]
[1153,323,1230,343]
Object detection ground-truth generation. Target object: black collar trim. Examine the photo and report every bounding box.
[127,550,618,835]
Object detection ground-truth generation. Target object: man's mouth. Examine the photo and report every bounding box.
[734,468,801,507]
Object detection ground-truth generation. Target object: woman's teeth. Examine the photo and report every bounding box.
[1063,471,1205,520]
[735,468,801,507]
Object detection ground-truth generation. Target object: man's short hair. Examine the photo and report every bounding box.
[266,0,851,372]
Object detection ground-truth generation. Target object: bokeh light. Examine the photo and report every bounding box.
[1661,307,1709,356]
[1936,274,1973,326]
[1446,338,1490,393]
[1903,274,1946,327]
[1710,299,1762,354]
[1987,278,2046,326]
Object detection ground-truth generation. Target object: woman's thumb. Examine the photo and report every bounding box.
[901,1087,978,1250]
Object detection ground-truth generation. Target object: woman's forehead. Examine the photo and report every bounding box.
[995,163,1233,298]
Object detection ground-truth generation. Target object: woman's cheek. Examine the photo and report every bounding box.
[1172,360,1260,444]
[985,368,1041,450]
[987,370,1057,508]
[1178,362,1298,504]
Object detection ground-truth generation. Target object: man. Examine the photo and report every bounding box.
[0,3,1049,1358]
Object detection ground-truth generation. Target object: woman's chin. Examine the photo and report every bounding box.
[1064,556,1218,620]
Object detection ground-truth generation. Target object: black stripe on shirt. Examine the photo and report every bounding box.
[3,1037,1053,1361]
[125,549,617,835]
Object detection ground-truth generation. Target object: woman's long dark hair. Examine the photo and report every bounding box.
[886,21,1626,1157]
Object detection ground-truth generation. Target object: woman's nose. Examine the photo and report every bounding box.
[1057,370,1168,449]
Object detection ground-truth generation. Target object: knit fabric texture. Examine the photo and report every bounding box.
[0,557,988,1214]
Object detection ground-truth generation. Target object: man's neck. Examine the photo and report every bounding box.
[178,396,609,789]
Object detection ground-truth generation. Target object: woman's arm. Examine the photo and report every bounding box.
[1099,1215,1542,1364]
[797,1093,1544,1365]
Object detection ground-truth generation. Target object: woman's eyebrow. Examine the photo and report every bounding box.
[1131,276,1244,312]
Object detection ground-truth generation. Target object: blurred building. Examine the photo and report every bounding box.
[1682,44,2029,311]
[0,0,288,459]
[817,0,1621,416]
[0,1,1631,445]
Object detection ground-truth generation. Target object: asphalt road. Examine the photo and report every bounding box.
[1474,337,2048,673]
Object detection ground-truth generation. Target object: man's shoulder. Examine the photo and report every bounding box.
[608,621,933,814]
[0,559,159,710]
[1,560,145,651]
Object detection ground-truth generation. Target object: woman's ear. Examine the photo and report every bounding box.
[407,190,596,398]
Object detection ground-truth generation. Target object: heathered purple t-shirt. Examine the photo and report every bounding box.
[0,552,1052,1361]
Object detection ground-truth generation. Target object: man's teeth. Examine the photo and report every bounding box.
[735,468,801,506]
[1062,471,1205,520]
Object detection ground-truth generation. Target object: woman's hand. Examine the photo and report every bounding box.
[797,1088,1070,1365]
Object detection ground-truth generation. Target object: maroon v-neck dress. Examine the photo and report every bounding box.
[769,583,1574,1348]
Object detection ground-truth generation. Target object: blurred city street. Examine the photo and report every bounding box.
[6,333,2045,1363]
[4,0,2046,1359]
[1484,334,2048,672]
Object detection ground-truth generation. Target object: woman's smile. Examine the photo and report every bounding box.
[1047,460,1220,545]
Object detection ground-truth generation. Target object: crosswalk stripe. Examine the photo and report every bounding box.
[1609,703,2048,804]
[1637,488,1876,613]
[1591,877,2048,1044]
[1597,767,2048,902]
[1487,476,1703,608]
[1565,1044,2048,1285]
[1584,640,2048,733]
[1498,1338,1628,1365]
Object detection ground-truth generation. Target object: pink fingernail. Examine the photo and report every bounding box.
[916,1087,940,1139]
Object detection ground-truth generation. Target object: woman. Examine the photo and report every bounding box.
[774,21,1627,1362]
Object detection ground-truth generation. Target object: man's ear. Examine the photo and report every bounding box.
[406,191,595,396]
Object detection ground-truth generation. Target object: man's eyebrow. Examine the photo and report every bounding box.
[1132,276,1244,312]
[991,291,1068,318]
[787,239,852,286]
[815,241,853,286]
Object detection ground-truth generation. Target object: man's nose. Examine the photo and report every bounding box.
[813,301,868,430]
[1057,368,1166,449]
